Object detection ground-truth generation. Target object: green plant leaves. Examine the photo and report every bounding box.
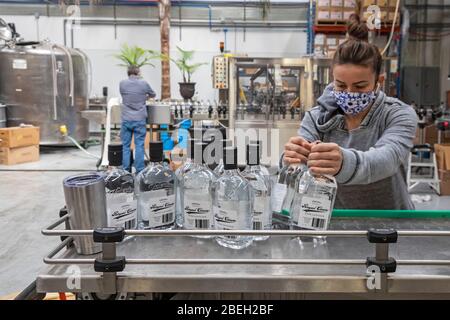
[172,46,207,83]
[113,44,163,68]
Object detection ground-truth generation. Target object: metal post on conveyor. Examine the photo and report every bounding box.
[366,229,398,294]
[93,228,126,295]
[375,243,389,293]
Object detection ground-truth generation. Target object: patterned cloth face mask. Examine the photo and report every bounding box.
[331,85,379,116]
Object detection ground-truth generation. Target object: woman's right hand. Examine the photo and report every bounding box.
[283,136,312,165]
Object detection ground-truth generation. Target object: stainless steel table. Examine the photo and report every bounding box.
[36,218,450,299]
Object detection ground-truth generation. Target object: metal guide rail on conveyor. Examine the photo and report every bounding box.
[36,209,450,299]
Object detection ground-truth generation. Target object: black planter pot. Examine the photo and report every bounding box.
[179,82,196,100]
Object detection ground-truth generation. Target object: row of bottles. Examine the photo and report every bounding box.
[101,138,271,250]
[101,139,337,248]
[158,100,228,120]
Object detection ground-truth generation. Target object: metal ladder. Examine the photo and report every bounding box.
[407,144,440,195]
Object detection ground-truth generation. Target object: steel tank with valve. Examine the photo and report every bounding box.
[0,34,90,145]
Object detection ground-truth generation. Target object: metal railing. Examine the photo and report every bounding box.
[41,214,450,294]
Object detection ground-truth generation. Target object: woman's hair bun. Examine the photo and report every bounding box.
[347,13,369,42]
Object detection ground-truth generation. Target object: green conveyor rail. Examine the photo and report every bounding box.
[332,209,450,219]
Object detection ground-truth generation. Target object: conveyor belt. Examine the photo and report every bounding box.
[36,218,450,297]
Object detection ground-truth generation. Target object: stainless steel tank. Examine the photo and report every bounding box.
[0,40,89,145]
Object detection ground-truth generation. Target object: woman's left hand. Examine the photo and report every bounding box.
[307,143,343,176]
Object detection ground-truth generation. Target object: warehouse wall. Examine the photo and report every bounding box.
[402,1,450,104]
[1,14,308,101]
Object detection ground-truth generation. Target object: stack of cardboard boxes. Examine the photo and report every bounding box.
[361,0,400,25]
[314,34,347,57]
[435,144,450,196]
[0,126,40,165]
[414,125,450,146]
[316,0,358,24]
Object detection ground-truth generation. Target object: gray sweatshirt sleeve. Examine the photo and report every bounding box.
[335,105,418,185]
[298,109,323,143]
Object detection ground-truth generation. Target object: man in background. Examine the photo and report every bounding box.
[119,65,156,173]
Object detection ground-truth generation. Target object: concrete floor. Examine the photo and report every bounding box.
[0,144,449,297]
[0,145,101,297]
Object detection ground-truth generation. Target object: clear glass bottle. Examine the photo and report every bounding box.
[103,144,137,234]
[249,140,270,177]
[180,142,216,238]
[213,139,232,176]
[272,164,298,216]
[175,138,198,228]
[214,147,254,249]
[281,164,305,217]
[242,144,272,241]
[290,169,337,243]
[136,141,176,230]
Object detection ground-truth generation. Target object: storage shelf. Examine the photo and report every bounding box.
[313,24,400,34]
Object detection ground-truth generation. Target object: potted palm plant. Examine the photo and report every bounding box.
[113,44,165,69]
[172,46,207,100]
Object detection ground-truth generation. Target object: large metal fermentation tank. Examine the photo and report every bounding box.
[0,41,89,145]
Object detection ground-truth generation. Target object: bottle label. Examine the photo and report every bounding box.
[183,195,213,230]
[271,183,287,213]
[146,190,175,228]
[106,193,137,228]
[214,200,250,230]
[297,195,332,230]
[253,196,267,230]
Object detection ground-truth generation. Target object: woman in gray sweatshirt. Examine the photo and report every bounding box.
[284,15,418,210]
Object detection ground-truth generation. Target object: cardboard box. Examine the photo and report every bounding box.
[439,170,450,196]
[330,0,343,7]
[414,125,450,145]
[330,10,343,20]
[363,0,376,7]
[343,0,356,8]
[314,46,325,55]
[435,144,450,171]
[317,0,330,7]
[388,11,400,23]
[344,0,356,9]
[0,126,40,148]
[343,10,356,20]
[315,34,326,45]
[377,0,388,6]
[317,10,331,20]
[0,145,39,165]
[326,37,338,46]
[388,0,398,7]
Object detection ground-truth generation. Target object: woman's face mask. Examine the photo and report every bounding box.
[331,84,380,116]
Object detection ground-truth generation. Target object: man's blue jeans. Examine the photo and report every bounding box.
[121,120,147,173]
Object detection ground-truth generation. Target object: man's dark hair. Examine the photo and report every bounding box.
[127,65,140,77]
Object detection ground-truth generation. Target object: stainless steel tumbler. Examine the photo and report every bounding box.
[63,173,107,255]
